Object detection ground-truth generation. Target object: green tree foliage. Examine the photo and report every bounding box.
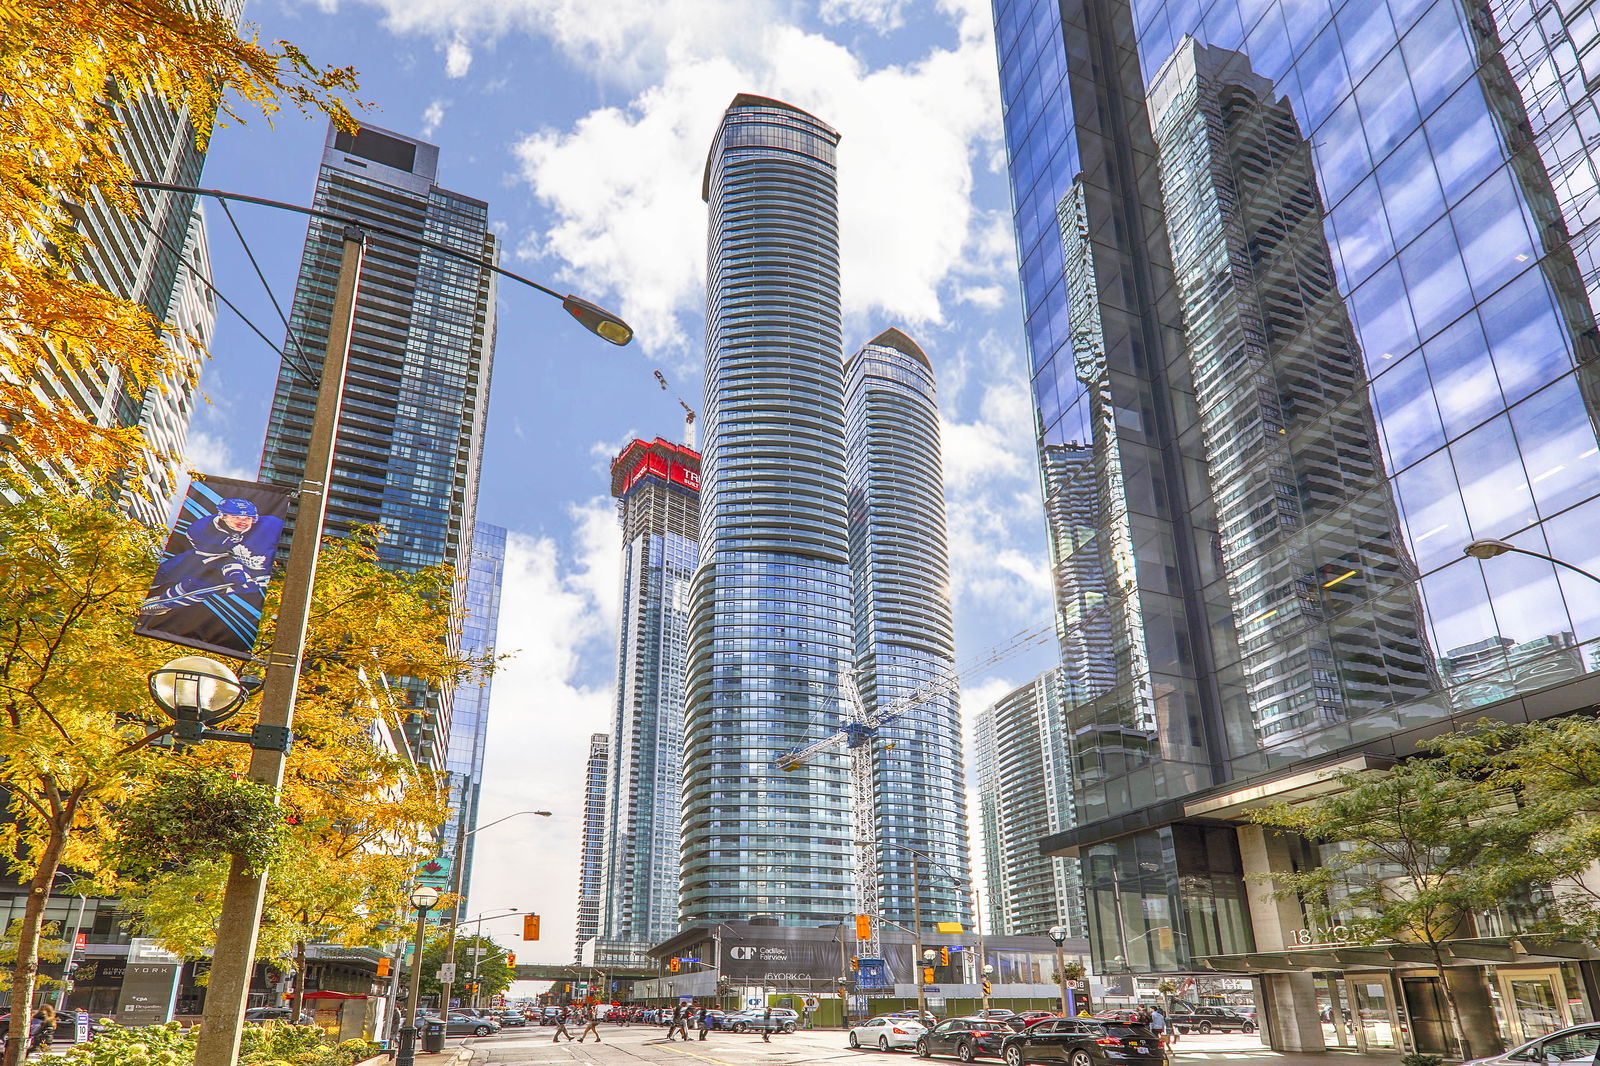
[1250,757,1554,1058]
[417,935,515,1002]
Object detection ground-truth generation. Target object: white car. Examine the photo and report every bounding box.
[849,1014,927,1051]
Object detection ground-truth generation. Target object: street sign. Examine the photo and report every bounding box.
[416,856,452,887]
[437,963,457,981]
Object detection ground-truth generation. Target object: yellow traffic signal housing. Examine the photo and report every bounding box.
[922,966,936,984]
[668,957,681,973]
[376,958,391,978]
[855,914,871,940]
[850,957,859,972]
[507,952,517,967]
[523,914,541,940]
[939,947,949,966]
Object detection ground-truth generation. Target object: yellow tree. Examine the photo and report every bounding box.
[0,0,359,479]
[0,492,175,1063]
[108,532,485,1001]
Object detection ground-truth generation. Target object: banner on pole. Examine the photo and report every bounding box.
[135,475,291,660]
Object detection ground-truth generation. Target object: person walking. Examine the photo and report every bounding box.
[577,1004,602,1043]
[699,1006,713,1041]
[1148,1006,1169,1050]
[761,1005,773,1043]
[667,1003,689,1041]
[27,1004,57,1054]
[551,1007,574,1042]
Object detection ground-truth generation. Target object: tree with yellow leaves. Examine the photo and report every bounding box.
[0,0,359,482]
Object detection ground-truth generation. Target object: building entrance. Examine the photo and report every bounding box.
[1313,974,1356,1048]
[1497,968,1571,1044]
[1347,975,1402,1052]
[1400,977,1451,1055]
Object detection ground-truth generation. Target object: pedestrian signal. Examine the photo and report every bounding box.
[507,952,516,967]
[939,947,949,966]
[523,914,541,940]
[855,914,871,940]
[376,957,391,977]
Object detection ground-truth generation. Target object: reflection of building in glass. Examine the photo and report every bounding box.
[681,95,856,925]
[845,329,971,930]
[1439,633,1584,709]
[575,732,609,963]
[993,0,1600,1045]
[973,670,1084,937]
[442,523,505,923]
[599,439,699,966]
[1147,40,1435,750]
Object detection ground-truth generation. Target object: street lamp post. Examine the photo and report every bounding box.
[860,841,979,1019]
[396,885,440,1066]
[1464,538,1600,584]
[1049,927,1070,1017]
[439,810,549,1014]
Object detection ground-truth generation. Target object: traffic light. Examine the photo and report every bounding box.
[939,947,949,966]
[523,914,541,940]
[855,914,871,940]
[376,957,391,978]
[668,957,681,973]
[850,957,859,972]
[507,952,516,967]
[922,967,936,985]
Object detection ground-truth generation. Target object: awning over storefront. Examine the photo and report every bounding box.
[1196,937,1600,973]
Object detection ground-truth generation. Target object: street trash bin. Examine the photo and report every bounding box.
[422,1022,446,1054]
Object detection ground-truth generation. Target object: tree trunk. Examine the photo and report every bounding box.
[1429,943,1473,1060]
[291,940,308,1022]
[5,821,69,1066]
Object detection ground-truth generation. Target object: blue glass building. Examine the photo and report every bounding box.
[844,329,972,930]
[997,0,1600,1049]
[442,523,506,922]
[599,439,699,965]
[681,94,857,925]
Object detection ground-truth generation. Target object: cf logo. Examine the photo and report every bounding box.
[730,946,756,960]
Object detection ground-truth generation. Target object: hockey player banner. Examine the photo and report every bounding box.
[135,475,291,660]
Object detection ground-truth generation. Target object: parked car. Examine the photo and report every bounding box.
[892,1010,942,1028]
[495,1010,528,1027]
[728,1008,799,1033]
[915,1016,1011,1061]
[1093,1011,1142,1025]
[419,1012,501,1037]
[976,1010,1019,1022]
[1462,1023,1600,1066]
[1166,1006,1256,1034]
[699,1009,729,1030]
[244,1007,316,1025]
[850,1015,927,1051]
[1000,1018,1166,1066]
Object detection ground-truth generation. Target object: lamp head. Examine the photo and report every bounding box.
[562,295,634,346]
[1048,925,1068,944]
[1464,538,1515,560]
[148,656,249,725]
[411,885,440,910]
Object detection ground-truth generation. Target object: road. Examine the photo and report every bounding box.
[452,1023,1283,1066]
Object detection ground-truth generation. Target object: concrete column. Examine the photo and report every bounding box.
[1443,968,1500,1059]
[1237,825,1327,1053]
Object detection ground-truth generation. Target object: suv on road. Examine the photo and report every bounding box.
[728,1008,799,1033]
[1166,1007,1256,1034]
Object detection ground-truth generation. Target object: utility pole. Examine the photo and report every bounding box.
[192,227,365,1066]
[438,809,468,1013]
[912,853,925,1019]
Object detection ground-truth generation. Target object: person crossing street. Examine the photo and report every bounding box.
[551,1007,574,1042]
[577,1004,602,1043]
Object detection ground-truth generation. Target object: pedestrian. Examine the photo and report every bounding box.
[578,1004,602,1043]
[668,1003,689,1041]
[551,1007,573,1042]
[699,1007,712,1041]
[802,1006,810,1030]
[1148,1006,1169,1049]
[761,1005,773,1043]
[27,1004,57,1054]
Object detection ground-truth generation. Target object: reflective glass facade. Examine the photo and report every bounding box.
[442,522,505,922]
[682,94,856,924]
[995,0,1600,973]
[600,440,699,960]
[577,732,609,962]
[845,329,972,929]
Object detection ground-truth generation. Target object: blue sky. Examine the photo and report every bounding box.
[194,0,1059,967]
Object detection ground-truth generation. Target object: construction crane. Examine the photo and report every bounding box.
[770,620,1065,964]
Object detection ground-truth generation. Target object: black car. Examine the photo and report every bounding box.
[1166,1007,1255,1034]
[917,1017,1012,1061]
[1000,1018,1166,1066]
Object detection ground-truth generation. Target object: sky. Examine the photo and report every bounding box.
[192,0,1060,975]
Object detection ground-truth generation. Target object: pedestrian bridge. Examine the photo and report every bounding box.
[514,964,656,982]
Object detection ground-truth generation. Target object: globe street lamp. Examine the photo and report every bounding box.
[147,655,255,737]
[396,885,440,1066]
[1049,926,1070,1016]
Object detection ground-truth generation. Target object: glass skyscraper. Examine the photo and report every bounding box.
[260,122,497,769]
[442,523,506,922]
[599,439,699,965]
[997,0,1600,1048]
[844,329,972,930]
[576,732,609,962]
[681,94,856,925]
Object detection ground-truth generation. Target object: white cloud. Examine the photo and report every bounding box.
[819,0,912,31]
[444,36,472,77]
[182,428,255,481]
[420,99,445,136]
[467,497,621,965]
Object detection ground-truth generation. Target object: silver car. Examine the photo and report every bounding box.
[1462,1023,1600,1066]
[850,1015,927,1051]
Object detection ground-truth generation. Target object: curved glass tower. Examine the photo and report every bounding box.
[681,94,854,924]
[844,329,972,930]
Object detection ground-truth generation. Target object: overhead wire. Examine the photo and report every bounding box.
[216,198,322,388]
